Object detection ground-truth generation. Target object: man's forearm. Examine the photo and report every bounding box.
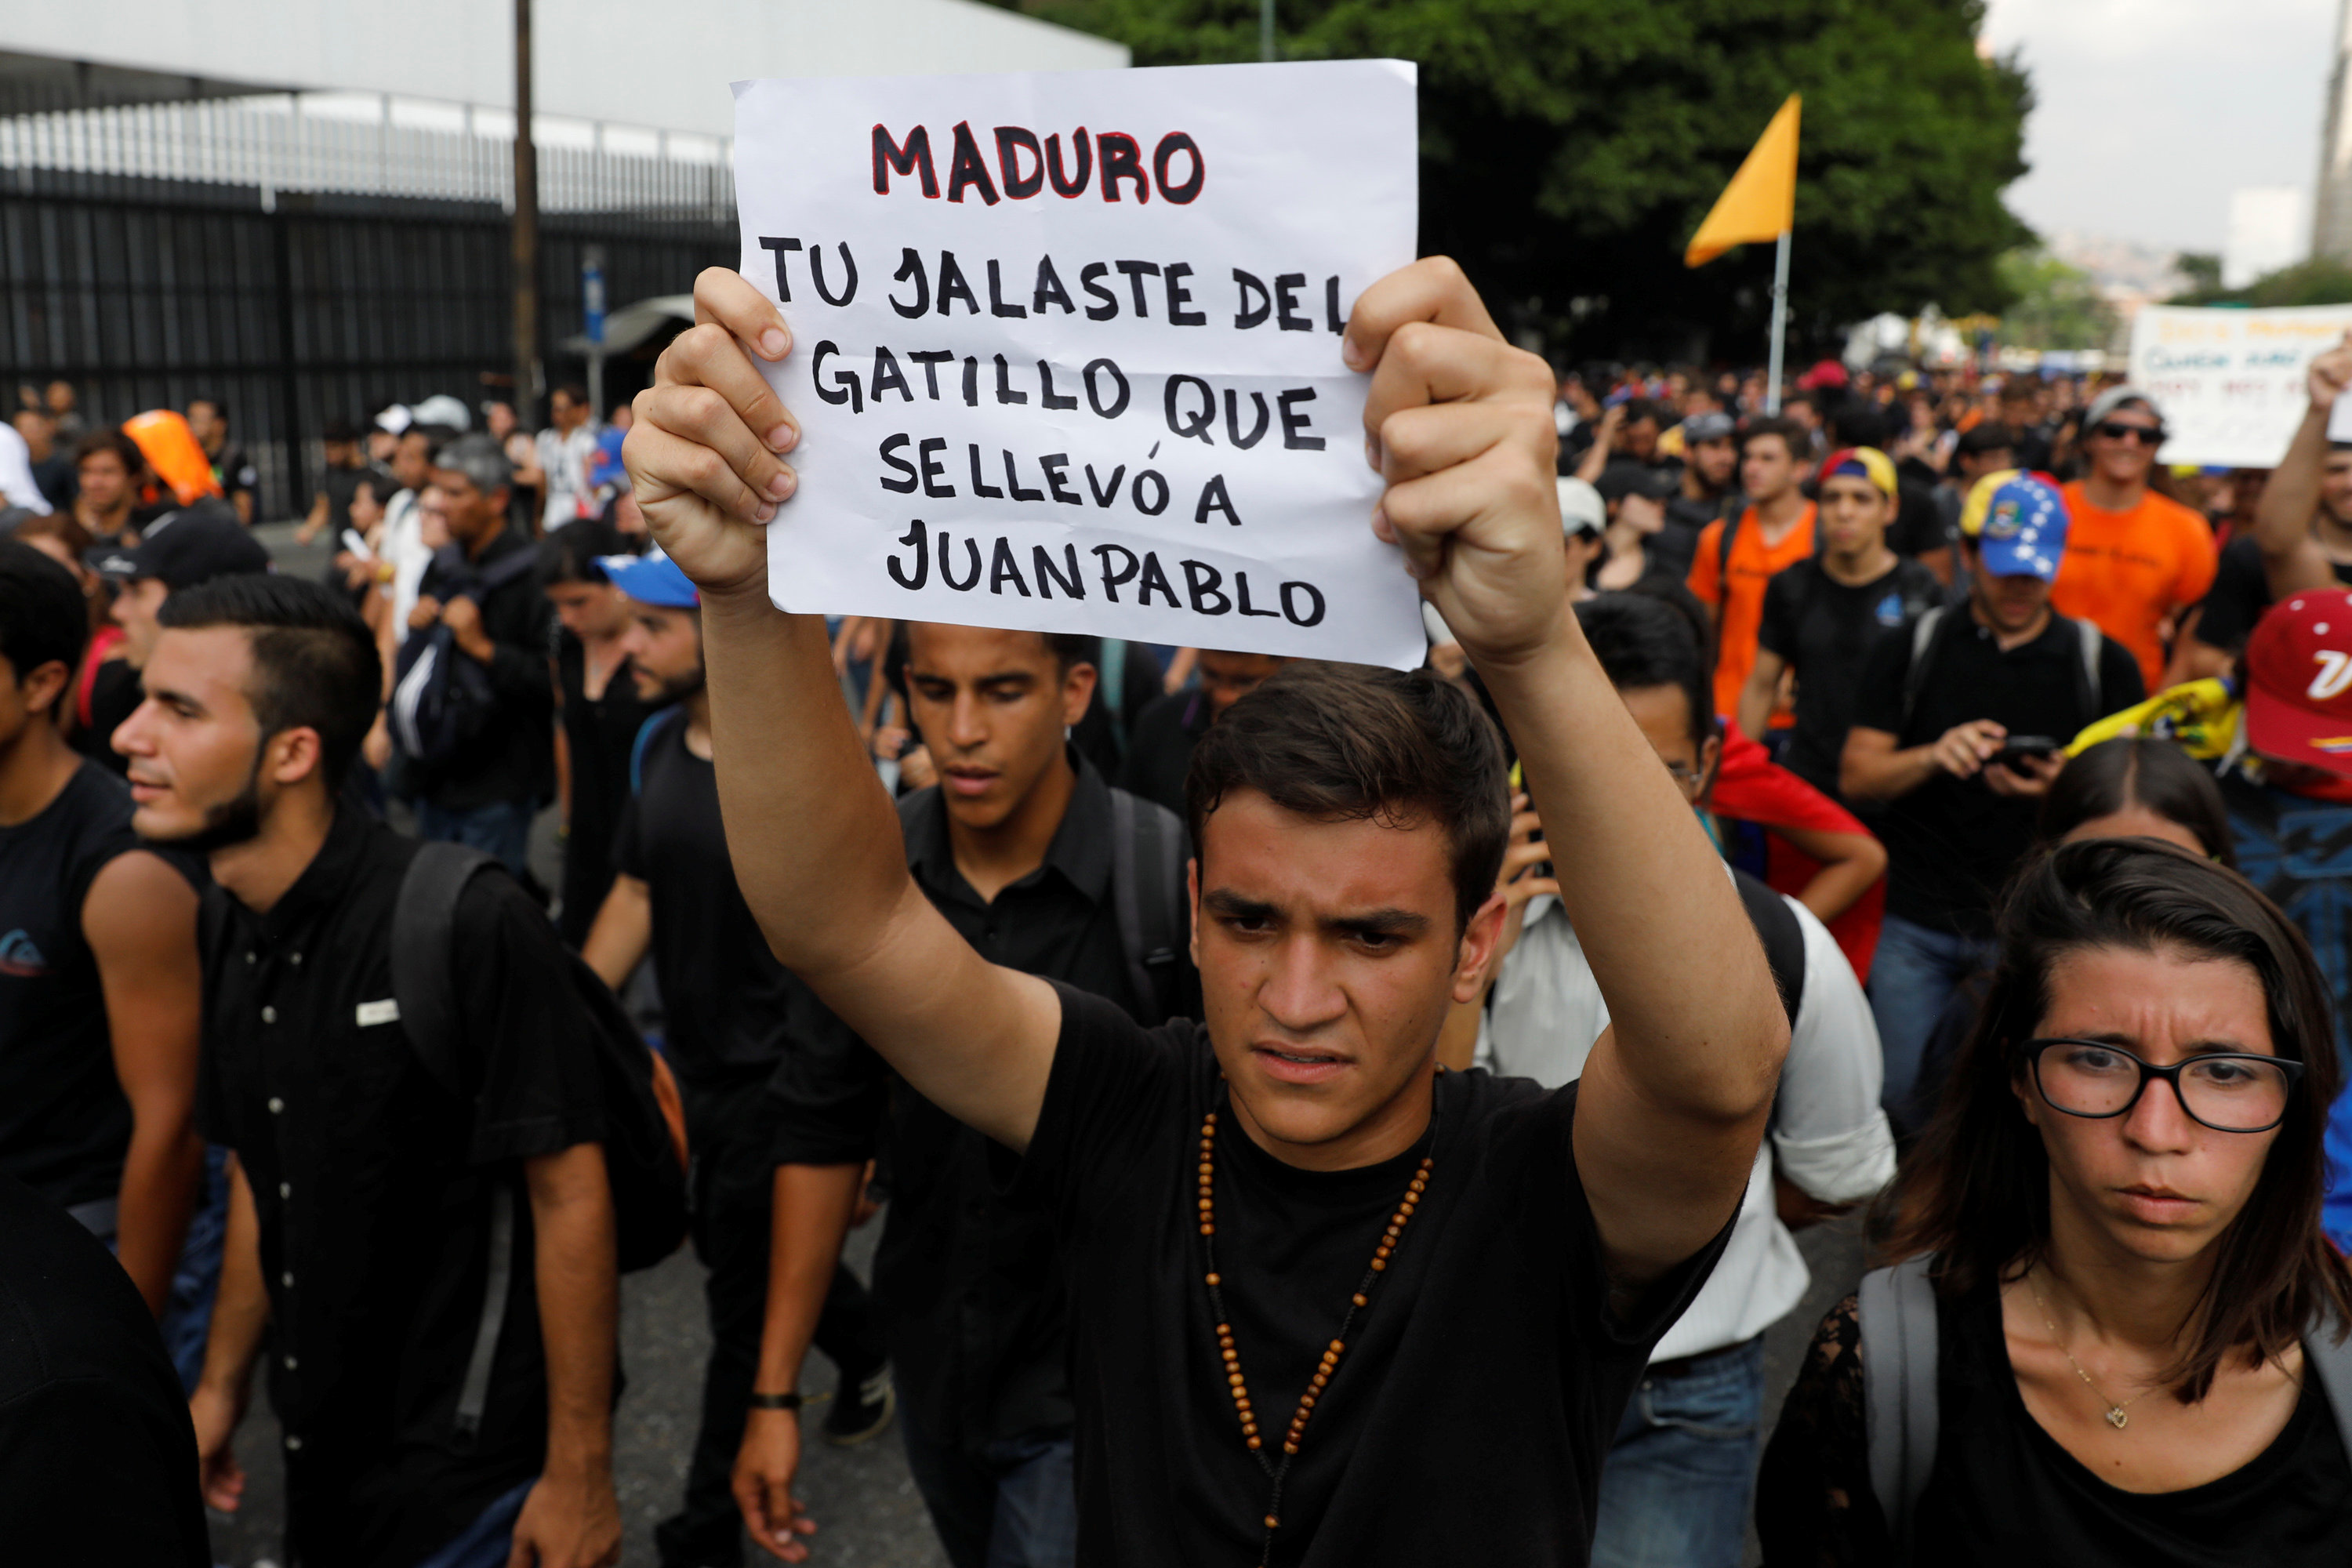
[1734,665,1777,747]
[2256,406,2337,597]
[702,593,913,978]
[198,1157,270,1397]
[527,1144,618,1479]
[1477,624,1782,1116]
[754,1164,863,1397]
[114,1122,204,1317]
[1839,735,1934,804]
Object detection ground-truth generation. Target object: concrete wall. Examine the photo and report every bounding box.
[0,0,1127,139]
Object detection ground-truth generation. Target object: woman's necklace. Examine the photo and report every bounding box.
[1196,1107,1432,1566]
[2028,1274,2154,1430]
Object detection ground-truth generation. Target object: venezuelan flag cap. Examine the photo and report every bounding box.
[1958,470,2068,583]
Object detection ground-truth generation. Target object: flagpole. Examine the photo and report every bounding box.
[1765,227,1791,415]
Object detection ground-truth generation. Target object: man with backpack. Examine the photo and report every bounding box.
[401,434,554,877]
[1841,473,2143,1127]
[576,549,893,1568]
[116,574,630,1568]
[1472,592,1895,1568]
[734,622,1197,1568]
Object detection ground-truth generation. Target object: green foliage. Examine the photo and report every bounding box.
[991,0,2032,361]
[2173,252,2223,296]
[1992,247,2117,350]
[2170,256,2352,308]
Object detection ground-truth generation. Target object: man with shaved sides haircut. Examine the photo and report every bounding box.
[628,256,1789,1566]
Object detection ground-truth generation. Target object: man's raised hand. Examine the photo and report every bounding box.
[1345,257,1565,669]
[622,267,803,601]
[2310,329,2352,415]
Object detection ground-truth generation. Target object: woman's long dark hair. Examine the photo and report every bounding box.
[1883,837,2352,1399]
[2039,736,2235,868]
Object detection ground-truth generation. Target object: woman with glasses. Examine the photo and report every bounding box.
[1757,837,2352,1565]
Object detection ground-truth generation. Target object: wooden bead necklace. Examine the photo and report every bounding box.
[1196,1106,1433,1566]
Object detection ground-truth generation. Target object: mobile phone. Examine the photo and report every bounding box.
[1993,736,2060,765]
[340,528,375,562]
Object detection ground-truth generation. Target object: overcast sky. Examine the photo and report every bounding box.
[1981,0,2339,255]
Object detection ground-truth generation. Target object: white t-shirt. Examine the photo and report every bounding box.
[381,488,434,646]
[537,423,601,531]
[0,423,53,515]
[1477,873,1896,1363]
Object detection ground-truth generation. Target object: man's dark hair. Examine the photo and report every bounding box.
[1044,633,1099,676]
[158,573,382,792]
[542,516,629,586]
[1575,592,1712,749]
[1619,397,1664,428]
[1739,415,1809,462]
[554,383,590,408]
[1957,421,2017,459]
[1186,663,1508,933]
[321,419,362,445]
[1824,401,1895,451]
[187,394,226,421]
[0,539,89,687]
[74,426,145,475]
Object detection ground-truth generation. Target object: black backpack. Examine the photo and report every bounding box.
[389,842,689,1439]
[388,544,542,770]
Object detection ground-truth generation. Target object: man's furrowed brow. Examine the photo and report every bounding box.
[1327,907,1432,940]
[1203,888,1278,921]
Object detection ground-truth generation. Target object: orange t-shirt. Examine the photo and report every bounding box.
[1686,503,1817,723]
[2052,484,2218,692]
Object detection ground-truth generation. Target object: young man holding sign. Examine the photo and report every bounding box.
[625,258,1787,1565]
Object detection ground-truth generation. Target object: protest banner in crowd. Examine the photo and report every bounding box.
[733,61,1425,667]
[2129,303,2352,467]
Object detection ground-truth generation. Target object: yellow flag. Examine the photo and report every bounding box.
[1685,94,1801,267]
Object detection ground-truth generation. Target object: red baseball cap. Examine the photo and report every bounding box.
[2244,587,2352,775]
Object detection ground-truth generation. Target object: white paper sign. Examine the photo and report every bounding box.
[2129,303,2352,468]
[732,62,1424,667]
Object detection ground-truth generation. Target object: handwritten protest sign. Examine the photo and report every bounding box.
[732,62,1425,668]
[2129,303,2352,468]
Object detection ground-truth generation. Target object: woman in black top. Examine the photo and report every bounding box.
[1759,838,2352,1565]
[543,521,655,946]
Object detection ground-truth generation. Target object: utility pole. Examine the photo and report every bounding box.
[512,0,542,430]
[1261,0,1276,62]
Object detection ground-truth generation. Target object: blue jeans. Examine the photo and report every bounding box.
[1589,1336,1766,1568]
[416,798,535,880]
[412,1478,535,1568]
[158,1144,230,1392]
[1869,913,1997,1131]
[899,1425,1078,1568]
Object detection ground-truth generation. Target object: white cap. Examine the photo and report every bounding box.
[373,405,413,435]
[1557,476,1606,538]
[408,394,474,432]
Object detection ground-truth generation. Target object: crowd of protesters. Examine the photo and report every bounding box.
[7,274,2352,1568]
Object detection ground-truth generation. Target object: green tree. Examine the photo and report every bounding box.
[2170,256,2352,308]
[1994,246,2117,351]
[996,0,2031,362]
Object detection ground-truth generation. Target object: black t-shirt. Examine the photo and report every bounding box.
[75,655,140,776]
[1757,556,1942,799]
[412,529,556,812]
[1849,608,2143,938]
[0,760,141,1207]
[1886,476,1950,560]
[318,463,372,536]
[209,440,259,510]
[554,634,655,948]
[0,1170,209,1562]
[611,713,808,1085]
[2193,535,2352,655]
[1008,984,1729,1567]
[1120,687,1211,818]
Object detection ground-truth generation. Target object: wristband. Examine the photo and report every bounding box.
[748,1391,804,1410]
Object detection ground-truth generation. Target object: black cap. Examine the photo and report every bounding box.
[1595,459,1679,504]
[89,506,273,591]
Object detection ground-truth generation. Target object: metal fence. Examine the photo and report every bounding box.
[2,95,735,519]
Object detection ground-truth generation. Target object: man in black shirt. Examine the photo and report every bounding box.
[0,1168,209,1562]
[633,259,1787,1567]
[1740,447,1940,800]
[741,618,1195,1568]
[1841,473,2142,1125]
[186,395,260,527]
[0,542,205,1320]
[83,508,272,775]
[115,574,621,1568]
[296,418,374,546]
[578,549,891,1568]
[1930,421,2017,586]
[408,434,556,877]
[1120,648,1289,818]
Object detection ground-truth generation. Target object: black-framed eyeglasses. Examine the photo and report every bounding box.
[2092,420,2165,445]
[2022,1038,2303,1134]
